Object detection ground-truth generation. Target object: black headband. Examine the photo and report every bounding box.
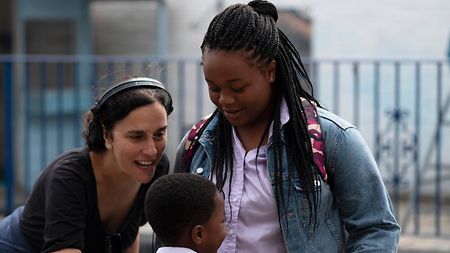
[91,77,172,114]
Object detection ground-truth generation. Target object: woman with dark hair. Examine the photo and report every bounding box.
[174,1,400,252]
[0,77,173,253]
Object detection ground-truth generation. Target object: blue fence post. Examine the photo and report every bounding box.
[374,61,380,162]
[413,61,421,235]
[196,61,203,120]
[352,62,360,127]
[393,61,401,216]
[435,61,442,236]
[312,61,319,98]
[56,63,64,155]
[4,61,14,214]
[178,60,186,140]
[24,63,31,192]
[74,62,81,147]
[333,61,340,114]
[39,63,47,171]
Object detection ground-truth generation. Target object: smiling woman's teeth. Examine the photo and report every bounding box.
[137,161,153,166]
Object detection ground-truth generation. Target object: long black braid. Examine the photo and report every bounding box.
[201,0,321,229]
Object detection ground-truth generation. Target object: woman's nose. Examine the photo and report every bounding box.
[218,90,234,106]
[142,138,157,157]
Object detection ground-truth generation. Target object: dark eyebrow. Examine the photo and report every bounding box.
[205,78,243,85]
[156,126,168,132]
[128,126,168,135]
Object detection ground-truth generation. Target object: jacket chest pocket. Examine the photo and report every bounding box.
[190,149,212,177]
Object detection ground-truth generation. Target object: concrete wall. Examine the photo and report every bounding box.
[90,1,158,55]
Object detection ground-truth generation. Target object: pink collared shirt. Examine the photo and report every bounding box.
[217,100,290,253]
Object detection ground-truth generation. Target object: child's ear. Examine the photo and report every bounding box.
[191,225,204,244]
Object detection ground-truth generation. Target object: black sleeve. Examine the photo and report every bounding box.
[41,165,88,252]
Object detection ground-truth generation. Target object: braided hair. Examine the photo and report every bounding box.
[201,0,321,228]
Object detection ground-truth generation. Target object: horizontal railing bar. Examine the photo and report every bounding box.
[0,54,448,64]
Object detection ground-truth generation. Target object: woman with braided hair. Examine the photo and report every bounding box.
[175,0,400,252]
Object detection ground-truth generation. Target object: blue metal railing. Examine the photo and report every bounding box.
[1,55,449,237]
[2,62,14,216]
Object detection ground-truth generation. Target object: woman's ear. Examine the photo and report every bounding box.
[191,225,204,245]
[266,60,277,83]
[103,125,112,148]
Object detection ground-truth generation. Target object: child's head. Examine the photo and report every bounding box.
[145,173,226,253]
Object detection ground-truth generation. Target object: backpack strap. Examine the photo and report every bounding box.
[300,98,328,182]
[184,100,328,182]
[183,112,214,171]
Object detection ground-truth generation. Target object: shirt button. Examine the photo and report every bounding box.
[229,229,234,234]
[314,179,321,187]
[196,167,204,175]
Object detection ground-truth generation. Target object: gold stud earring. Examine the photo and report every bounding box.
[105,143,112,150]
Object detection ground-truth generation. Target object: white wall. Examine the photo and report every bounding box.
[165,0,450,59]
[91,1,158,55]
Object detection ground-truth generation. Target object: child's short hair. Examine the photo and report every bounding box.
[144,173,219,244]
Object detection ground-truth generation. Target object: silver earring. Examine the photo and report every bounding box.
[105,143,112,150]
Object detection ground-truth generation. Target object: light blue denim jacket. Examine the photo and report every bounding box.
[174,108,400,252]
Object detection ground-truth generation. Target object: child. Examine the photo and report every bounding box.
[144,173,226,253]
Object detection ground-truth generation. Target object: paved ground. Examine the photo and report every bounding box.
[398,234,450,253]
[395,195,450,252]
[1,209,449,252]
[140,224,450,253]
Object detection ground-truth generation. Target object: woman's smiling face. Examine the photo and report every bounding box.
[202,49,276,133]
[105,102,168,183]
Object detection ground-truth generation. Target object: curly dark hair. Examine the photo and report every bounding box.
[82,77,173,153]
[144,173,219,244]
[200,0,321,228]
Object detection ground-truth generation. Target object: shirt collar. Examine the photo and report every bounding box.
[268,98,290,141]
[156,247,197,253]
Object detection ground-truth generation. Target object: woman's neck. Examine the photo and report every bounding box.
[234,99,274,151]
[235,119,270,151]
[90,151,138,189]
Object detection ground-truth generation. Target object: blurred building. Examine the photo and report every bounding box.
[0,0,311,56]
[0,0,311,190]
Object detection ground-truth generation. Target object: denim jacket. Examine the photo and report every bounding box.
[174,108,400,252]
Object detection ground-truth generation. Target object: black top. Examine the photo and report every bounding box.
[20,148,169,253]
